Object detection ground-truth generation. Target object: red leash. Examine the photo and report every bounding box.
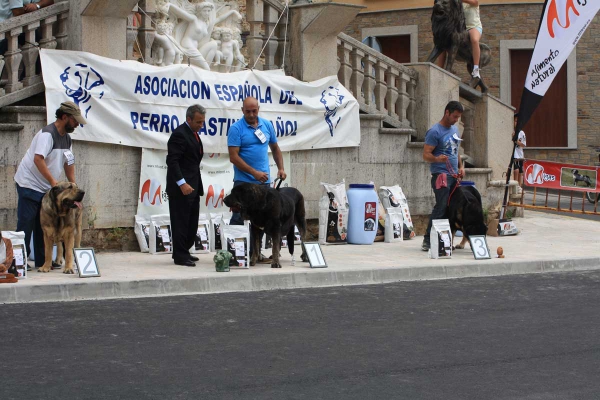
[446,158,463,206]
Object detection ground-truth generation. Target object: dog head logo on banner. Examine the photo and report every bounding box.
[140,178,163,206]
[320,86,345,137]
[60,63,105,119]
[525,163,557,185]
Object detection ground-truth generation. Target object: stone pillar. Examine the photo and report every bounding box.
[68,0,139,60]
[288,2,364,82]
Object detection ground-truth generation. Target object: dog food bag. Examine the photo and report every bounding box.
[384,211,404,243]
[149,214,173,255]
[375,202,386,242]
[192,213,210,254]
[222,222,250,268]
[2,231,28,279]
[210,213,224,251]
[378,185,416,240]
[294,225,302,244]
[134,215,151,253]
[319,180,349,245]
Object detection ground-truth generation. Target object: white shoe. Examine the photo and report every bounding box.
[472,67,481,79]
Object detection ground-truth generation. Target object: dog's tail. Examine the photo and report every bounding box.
[294,193,308,242]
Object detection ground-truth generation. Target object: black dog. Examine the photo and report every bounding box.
[448,185,488,249]
[223,183,309,268]
[572,169,593,187]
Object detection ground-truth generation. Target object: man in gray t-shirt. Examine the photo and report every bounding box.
[421,101,464,251]
[14,101,87,268]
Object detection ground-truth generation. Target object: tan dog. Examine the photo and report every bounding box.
[38,181,85,274]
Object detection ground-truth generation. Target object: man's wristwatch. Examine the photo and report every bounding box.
[36,3,41,9]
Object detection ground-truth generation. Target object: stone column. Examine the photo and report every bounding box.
[288,2,364,82]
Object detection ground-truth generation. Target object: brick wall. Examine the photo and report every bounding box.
[344,4,600,166]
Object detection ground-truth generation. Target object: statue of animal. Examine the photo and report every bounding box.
[426,0,492,93]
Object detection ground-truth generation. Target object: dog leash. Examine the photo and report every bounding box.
[446,158,463,206]
[274,177,283,191]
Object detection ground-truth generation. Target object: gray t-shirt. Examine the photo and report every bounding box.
[14,123,73,193]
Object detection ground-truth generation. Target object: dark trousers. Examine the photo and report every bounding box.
[230,181,268,257]
[16,184,45,267]
[424,174,457,242]
[168,191,200,262]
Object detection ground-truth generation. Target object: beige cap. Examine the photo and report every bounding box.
[59,101,87,125]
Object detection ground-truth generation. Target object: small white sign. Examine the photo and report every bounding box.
[303,242,327,268]
[468,235,491,260]
[73,248,100,277]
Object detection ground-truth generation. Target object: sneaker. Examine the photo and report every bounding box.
[421,239,430,251]
[51,262,62,270]
[472,67,481,79]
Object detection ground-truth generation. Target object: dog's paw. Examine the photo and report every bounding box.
[63,268,75,274]
[454,244,465,250]
[301,253,309,263]
[37,267,51,273]
[271,262,282,269]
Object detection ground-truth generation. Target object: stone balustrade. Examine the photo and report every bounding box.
[337,32,418,130]
[0,1,69,107]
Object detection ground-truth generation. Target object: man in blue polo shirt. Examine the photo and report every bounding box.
[227,96,286,259]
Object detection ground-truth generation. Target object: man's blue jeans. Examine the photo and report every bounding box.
[16,184,46,267]
[424,174,457,243]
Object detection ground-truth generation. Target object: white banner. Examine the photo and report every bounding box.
[40,49,360,153]
[137,149,291,216]
[526,0,599,96]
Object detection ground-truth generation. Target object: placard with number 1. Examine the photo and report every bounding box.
[302,242,327,268]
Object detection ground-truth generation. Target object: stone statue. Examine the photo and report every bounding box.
[152,0,182,66]
[156,0,243,71]
[213,250,232,272]
[426,0,491,92]
[218,27,245,72]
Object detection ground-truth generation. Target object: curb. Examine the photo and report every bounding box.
[2,257,599,303]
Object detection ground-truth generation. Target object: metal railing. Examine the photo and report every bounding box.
[0,1,70,108]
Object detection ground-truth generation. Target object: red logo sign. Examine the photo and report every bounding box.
[140,178,162,206]
[205,184,225,209]
[547,0,580,38]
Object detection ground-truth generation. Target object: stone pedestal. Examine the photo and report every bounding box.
[288,2,364,82]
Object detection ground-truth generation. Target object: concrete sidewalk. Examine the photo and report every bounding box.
[1,211,598,303]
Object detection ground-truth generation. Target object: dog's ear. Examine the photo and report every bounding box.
[49,185,61,201]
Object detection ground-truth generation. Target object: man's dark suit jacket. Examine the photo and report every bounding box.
[166,123,204,197]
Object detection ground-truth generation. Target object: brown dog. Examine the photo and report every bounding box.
[38,181,85,274]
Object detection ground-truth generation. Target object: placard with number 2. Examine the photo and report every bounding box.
[73,248,101,277]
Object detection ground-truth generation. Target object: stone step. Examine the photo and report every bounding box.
[0,123,24,132]
[379,127,413,135]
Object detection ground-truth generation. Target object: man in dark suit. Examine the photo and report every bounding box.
[166,105,206,267]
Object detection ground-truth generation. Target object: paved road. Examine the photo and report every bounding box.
[3,271,600,399]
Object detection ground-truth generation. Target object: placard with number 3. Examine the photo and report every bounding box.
[302,242,327,268]
[468,235,491,260]
[73,248,101,277]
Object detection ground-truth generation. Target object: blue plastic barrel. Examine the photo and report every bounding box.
[347,184,378,245]
[461,181,476,187]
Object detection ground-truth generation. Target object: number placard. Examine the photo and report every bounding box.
[468,235,491,260]
[302,242,327,268]
[73,248,101,277]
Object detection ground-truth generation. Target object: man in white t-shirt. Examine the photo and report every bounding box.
[513,113,527,193]
[14,101,86,269]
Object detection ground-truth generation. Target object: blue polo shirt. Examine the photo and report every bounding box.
[227,116,277,183]
[425,123,461,175]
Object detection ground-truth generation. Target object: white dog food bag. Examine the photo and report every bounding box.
[384,211,404,243]
[378,185,416,240]
[134,215,151,253]
[319,180,349,245]
[209,213,224,252]
[2,231,28,279]
[192,213,211,254]
[222,222,250,268]
[149,214,173,255]
[294,225,302,244]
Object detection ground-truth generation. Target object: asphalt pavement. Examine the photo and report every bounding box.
[1,210,599,303]
[2,270,600,399]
